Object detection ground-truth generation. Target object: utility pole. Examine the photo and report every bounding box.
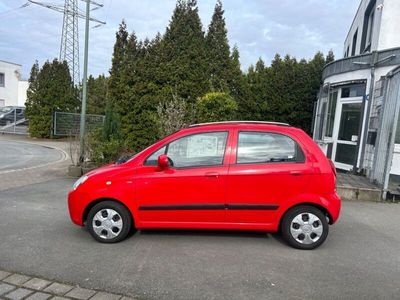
[79,0,90,163]
[28,0,105,162]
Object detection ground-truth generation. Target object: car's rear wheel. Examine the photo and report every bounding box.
[86,201,132,243]
[281,205,329,250]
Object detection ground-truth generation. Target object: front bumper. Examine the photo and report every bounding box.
[68,189,86,226]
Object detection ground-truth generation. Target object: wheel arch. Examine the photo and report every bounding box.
[278,202,333,232]
[82,198,135,227]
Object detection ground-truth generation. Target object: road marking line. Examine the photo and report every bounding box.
[0,140,69,175]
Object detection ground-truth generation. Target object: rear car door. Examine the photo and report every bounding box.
[226,130,314,225]
[135,131,230,225]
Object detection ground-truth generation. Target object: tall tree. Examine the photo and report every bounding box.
[87,74,108,115]
[205,0,231,91]
[108,21,129,108]
[159,0,208,103]
[25,59,78,138]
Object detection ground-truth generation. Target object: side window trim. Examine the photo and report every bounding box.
[234,130,306,165]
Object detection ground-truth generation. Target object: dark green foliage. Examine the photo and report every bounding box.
[196,92,238,123]
[206,0,231,91]
[88,105,125,165]
[87,74,108,115]
[25,59,78,138]
[87,0,334,164]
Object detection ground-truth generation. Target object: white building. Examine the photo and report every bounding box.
[0,60,29,107]
[313,0,400,198]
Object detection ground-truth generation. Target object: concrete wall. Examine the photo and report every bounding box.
[17,81,28,106]
[377,0,400,50]
[0,60,27,107]
[343,0,400,57]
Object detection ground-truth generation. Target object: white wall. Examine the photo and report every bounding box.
[377,0,400,50]
[17,81,28,106]
[0,60,27,107]
[342,0,400,57]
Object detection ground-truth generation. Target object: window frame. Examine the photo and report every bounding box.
[143,130,230,169]
[234,130,306,165]
[0,73,4,87]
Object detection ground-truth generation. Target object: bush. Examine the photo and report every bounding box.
[196,92,238,123]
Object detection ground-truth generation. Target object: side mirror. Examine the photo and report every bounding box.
[157,154,170,169]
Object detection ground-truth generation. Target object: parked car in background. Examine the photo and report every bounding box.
[0,106,25,126]
[68,121,341,250]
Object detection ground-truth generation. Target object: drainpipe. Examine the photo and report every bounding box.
[358,51,378,173]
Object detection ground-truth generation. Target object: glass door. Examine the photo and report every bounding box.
[332,101,363,170]
[331,84,365,171]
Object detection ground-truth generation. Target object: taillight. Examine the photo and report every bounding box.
[329,159,337,177]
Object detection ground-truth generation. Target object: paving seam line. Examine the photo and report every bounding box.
[0,268,135,299]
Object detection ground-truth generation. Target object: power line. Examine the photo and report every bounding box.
[27,0,105,84]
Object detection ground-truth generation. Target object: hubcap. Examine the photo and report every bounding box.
[92,209,123,239]
[290,212,323,245]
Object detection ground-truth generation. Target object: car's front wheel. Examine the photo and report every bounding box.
[86,201,132,243]
[281,205,329,250]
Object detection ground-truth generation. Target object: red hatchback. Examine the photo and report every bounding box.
[68,121,341,249]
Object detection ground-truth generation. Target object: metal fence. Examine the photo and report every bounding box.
[0,107,28,135]
[53,111,105,136]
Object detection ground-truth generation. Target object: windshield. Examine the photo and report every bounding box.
[0,107,13,113]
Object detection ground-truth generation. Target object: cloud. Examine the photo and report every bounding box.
[0,0,359,78]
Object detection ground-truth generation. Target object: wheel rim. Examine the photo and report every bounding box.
[290,212,323,245]
[92,208,123,240]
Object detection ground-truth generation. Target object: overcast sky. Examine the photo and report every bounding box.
[0,0,360,80]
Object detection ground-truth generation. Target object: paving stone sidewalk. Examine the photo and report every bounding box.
[0,270,135,300]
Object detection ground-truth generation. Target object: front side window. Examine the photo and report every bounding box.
[144,146,166,166]
[0,73,4,87]
[237,132,304,164]
[145,132,228,168]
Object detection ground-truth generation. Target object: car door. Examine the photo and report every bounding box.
[135,131,230,225]
[226,130,314,225]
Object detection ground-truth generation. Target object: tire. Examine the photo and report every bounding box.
[86,201,132,243]
[281,205,329,250]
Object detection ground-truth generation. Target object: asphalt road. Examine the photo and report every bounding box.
[0,177,399,300]
[0,140,63,173]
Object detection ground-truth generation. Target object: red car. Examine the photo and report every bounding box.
[68,121,341,249]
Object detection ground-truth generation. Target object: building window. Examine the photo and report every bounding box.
[0,73,4,87]
[345,45,350,58]
[0,99,4,107]
[341,84,365,98]
[325,91,338,138]
[351,29,358,56]
[361,0,376,53]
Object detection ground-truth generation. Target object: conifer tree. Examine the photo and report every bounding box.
[159,0,208,103]
[206,0,231,91]
[25,59,78,138]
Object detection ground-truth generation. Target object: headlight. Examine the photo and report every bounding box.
[73,175,88,190]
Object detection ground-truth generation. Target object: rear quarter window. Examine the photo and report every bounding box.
[237,131,305,164]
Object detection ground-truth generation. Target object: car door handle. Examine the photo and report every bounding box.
[290,170,303,176]
[205,172,219,178]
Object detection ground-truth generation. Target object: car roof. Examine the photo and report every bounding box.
[188,121,290,128]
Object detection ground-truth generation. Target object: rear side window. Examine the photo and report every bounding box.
[237,132,305,164]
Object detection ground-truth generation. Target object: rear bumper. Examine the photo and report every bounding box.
[325,192,341,224]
